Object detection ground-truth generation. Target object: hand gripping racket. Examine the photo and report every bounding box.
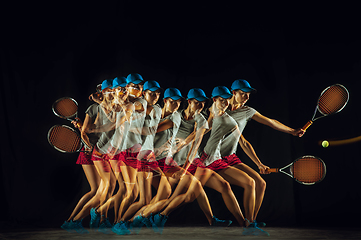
[47,125,91,153]
[301,84,349,131]
[52,97,81,127]
[265,155,326,185]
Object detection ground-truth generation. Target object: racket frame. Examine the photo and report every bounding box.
[52,97,79,121]
[302,84,349,131]
[267,155,326,185]
[47,124,91,153]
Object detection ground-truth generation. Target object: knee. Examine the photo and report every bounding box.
[185,181,202,203]
[257,178,266,191]
[244,178,256,191]
[88,190,98,197]
[164,184,172,199]
[220,180,232,194]
[184,192,196,203]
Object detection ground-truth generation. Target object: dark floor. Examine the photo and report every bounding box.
[1,226,361,240]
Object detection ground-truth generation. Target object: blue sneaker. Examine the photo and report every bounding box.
[98,218,113,234]
[151,213,168,234]
[61,221,76,233]
[129,215,144,234]
[61,219,89,234]
[141,214,153,228]
[112,221,131,235]
[211,216,232,227]
[148,214,159,233]
[242,223,270,236]
[90,208,101,229]
[254,220,266,227]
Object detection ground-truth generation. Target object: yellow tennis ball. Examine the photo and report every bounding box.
[322,140,329,148]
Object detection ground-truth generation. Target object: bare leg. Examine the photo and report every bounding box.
[151,168,172,203]
[73,179,106,221]
[94,160,117,205]
[141,173,193,218]
[67,165,100,221]
[218,166,256,224]
[97,160,127,222]
[203,170,245,226]
[73,159,116,221]
[231,163,266,220]
[116,165,138,222]
[120,171,153,221]
[160,166,216,217]
[140,168,214,225]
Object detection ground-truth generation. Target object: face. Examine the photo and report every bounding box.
[126,82,143,97]
[164,98,182,113]
[114,86,128,102]
[143,89,161,105]
[102,88,114,102]
[188,99,205,112]
[233,89,250,106]
[213,97,230,112]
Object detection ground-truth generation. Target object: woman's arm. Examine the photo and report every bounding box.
[156,119,174,133]
[80,114,94,151]
[237,132,269,174]
[252,111,305,137]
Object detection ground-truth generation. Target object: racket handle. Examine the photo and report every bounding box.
[301,120,313,131]
[265,168,279,173]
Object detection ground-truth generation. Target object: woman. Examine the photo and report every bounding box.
[112,80,164,235]
[112,88,182,234]
[89,76,138,233]
[218,79,304,227]
[111,73,148,233]
[61,79,118,233]
[149,87,248,233]
[60,85,102,234]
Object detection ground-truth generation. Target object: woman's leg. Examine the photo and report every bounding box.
[150,167,172,203]
[120,171,153,221]
[94,160,117,206]
[141,172,193,218]
[96,160,127,222]
[67,165,101,221]
[217,166,256,224]
[231,163,266,220]
[73,160,116,221]
[116,165,138,222]
[160,167,215,218]
[160,175,204,216]
[203,170,245,226]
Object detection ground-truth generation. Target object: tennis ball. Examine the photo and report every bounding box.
[322,140,329,148]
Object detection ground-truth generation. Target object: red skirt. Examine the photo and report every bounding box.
[190,152,230,173]
[138,160,159,172]
[76,148,94,165]
[222,154,242,166]
[91,146,111,162]
[117,144,140,170]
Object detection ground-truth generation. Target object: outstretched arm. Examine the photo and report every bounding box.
[252,112,305,137]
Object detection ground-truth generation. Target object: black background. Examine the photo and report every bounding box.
[1,1,360,228]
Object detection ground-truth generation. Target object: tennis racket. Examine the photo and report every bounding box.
[301,84,349,131]
[265,155,326,185]
[47,125,91,153]
[52,97,81,127]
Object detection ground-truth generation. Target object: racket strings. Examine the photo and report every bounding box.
[54,98,78,118]
[318,85,348,115]
[292,157,325,183]
[49,126,81,152]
